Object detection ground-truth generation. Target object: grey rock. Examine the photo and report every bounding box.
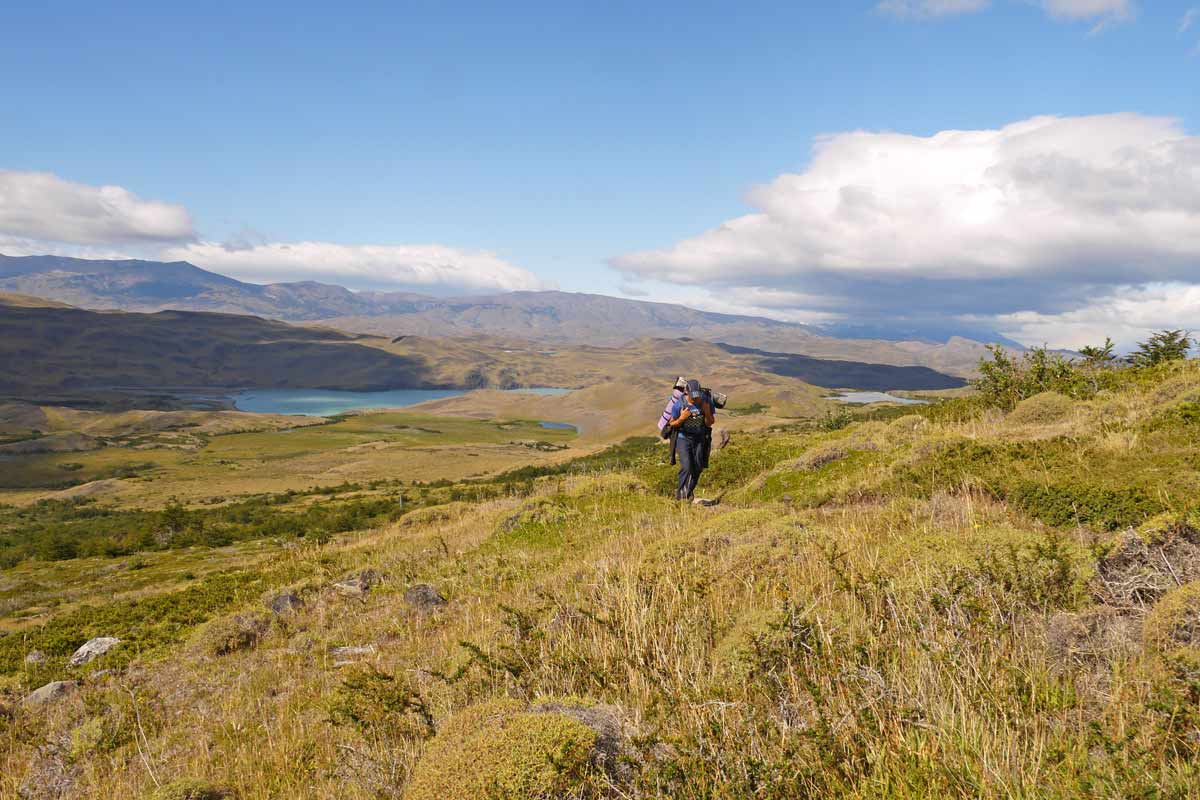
[24,650,47,665]
[404,583,447,611]
[692,497,719,507]
[716,428,731,450]
[23,680,77,707]
[266,589,305,616]
[332,569,382,598]
[67,637,120,667]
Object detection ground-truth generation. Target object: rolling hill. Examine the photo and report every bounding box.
[0,297,965,420]
[0,254,998,375]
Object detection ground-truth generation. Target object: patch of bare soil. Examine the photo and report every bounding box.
[1096,521,1200,610]
[46,478,126,502]
[1048,518,1200,672]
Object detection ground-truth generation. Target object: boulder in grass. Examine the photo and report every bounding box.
[404,583,447,612]
[24,649,47,665]
[265,589,305,617]
[332,569,382,599]
[67,637,120,667]
[23,680,77,707]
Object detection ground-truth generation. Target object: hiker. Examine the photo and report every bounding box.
[667,378,715,501]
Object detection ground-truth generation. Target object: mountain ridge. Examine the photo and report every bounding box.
[0,253,1001,375]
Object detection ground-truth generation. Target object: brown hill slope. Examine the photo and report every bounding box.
[1,255,995,375]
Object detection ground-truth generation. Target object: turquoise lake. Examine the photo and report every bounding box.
[231,387,571,416]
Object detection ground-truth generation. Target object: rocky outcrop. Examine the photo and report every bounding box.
[67,637,120,667]
[332,569,382,599]
[23,680,77,707]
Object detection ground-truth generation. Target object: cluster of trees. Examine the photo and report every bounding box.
[975,330,1194,410]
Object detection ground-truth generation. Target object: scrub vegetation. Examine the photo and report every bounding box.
[3,349,1200,798]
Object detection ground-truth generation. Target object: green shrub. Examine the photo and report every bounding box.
[0,571,265,678]
[1010,482,1164,531]
[329,665,434,741]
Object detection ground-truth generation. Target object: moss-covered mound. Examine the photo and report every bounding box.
[191,609,272,656]
[1143,581,1200,653]
[404,699,606,800]
[1010,391,1073,425]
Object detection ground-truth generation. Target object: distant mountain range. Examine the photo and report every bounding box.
[0,253,1005,375]
[0,294,965,415]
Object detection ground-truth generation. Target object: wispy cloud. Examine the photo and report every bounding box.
[879,0,1136,29]
[875,0,990,17]
[1180,7,1199,33]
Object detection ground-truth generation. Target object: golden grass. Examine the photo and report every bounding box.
[3,364,1200,797]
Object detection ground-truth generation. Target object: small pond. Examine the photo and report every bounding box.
[830,391,928,406]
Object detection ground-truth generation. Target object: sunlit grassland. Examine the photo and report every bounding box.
[0,411,578,504]
[3,362,1200,798]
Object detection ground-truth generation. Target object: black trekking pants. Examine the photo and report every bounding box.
[676,433,705,500]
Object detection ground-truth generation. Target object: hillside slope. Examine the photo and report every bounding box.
[2,359,1199,798]
[0,254,376,320]
[0,254,996,375]
[0,298,965,413]
[0,302,436,396]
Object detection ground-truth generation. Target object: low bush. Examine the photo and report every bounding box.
[1009,482,1164,531]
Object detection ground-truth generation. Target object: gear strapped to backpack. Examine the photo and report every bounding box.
[680,409,708,436]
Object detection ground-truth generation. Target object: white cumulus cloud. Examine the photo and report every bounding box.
[0,170,194,246]
[163,240,545,293]
[614,113,1200,348]
[616,113,1200,288]
[992,283,1200,350]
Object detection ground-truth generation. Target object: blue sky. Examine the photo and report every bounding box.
[1,0,1197,346]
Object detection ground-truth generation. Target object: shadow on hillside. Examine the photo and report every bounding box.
[0,306,442,400]
[717,343,967,391]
